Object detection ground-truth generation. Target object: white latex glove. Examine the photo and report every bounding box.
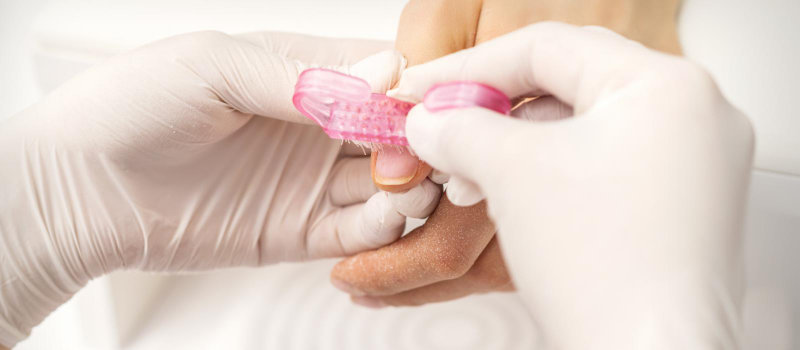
[394,22,754,349]
[0,31,440,347]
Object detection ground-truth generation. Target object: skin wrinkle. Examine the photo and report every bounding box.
[469,0,483,48]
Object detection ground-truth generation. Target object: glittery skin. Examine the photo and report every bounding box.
[331,195,501,296]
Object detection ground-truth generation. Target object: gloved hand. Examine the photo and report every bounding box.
[373,0,683,193]
[331,0,685,309]
[395,22,754,349]
[0,31,439,347]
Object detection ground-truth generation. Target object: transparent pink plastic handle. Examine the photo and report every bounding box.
[292,68,511,146]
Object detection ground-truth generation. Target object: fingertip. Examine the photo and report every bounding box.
[404,104,444,160]
[388,65,427,103]
[373,147,420,184]
[371,147,432,193]
[407,106,513,184]
[349,49,406,93]
[388,179,442,219]
[445,176,484,207]
[361,192,406,245]
[429,169,450,185]
[331,276,366,297]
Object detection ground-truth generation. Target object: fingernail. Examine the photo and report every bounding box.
[351,296,386,309]
[331,278,365,297]
[373,147,420,186]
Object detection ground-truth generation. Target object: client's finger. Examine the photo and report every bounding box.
[351,238,513,308]
[330,195,495,296]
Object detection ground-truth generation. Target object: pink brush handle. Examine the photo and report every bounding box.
[292,68,511,146]
[424,81,512,115]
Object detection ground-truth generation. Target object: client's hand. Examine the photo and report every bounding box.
[333,0,680,307]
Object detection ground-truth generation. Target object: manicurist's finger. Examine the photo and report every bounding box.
[306,192,405,258]
[445,176,484,207]
[328,157,378,207]
[387,178,441,219]
[391,22,651,112]
[170,32,403,124]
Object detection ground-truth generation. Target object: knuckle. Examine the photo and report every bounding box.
[431,250,473,279]
[635,58,723,116]
[670,60,715,90]
[652,59,715,93]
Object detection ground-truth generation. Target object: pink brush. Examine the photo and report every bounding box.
[292,68,511,146]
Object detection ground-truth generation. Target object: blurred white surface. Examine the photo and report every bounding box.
[17,262,539,350]
[119,261,537,349]
[1,0,798,349]
[0,0,48,118]
[680,0,800,176]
